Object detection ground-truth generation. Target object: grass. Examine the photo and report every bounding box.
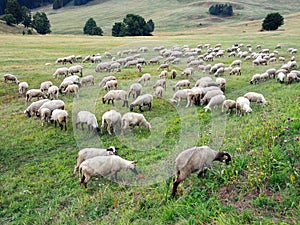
[0,22,300,224]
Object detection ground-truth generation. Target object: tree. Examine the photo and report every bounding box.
[209,3,233,17]
[112,22,126,37]
[3,13,16,25]
[262,12,284,31]
[32,12,51,34]
[21,6,31,28]
[83,18,103,35]
[5,0,23,24]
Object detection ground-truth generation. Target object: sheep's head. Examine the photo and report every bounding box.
[24,110,31,118]
[107,146,119,155]
[102,97,106,104]
[145,122,151,130]
[129,104,134,112]
[128,161,138,175]
[214,152,231,164]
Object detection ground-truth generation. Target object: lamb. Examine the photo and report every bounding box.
[229,67,241,76]
[170,89,191,106]
[100,110,122,135]
[128,83,143,98]
[40,108,51,126]
[181,67,194,77]
[244,92,267,105]
[172,80,190,91]
[277,72,286,83]
[171,146,231,197]
[25,89,47,102]
[154,86,164,98]
[136,63,142,73]
[215,77,226,92]
[103,80,118,91]
[102,90,128,107]
[80,75,94,87]
[121,112,151,134]
[47,85,59,100]
[222,99,236,114]
[40,81,53,93]
[79,155,138,187]
[200,90,224,105]
[36,99,65,117]
[62,84,79,98]
[50,109,68,131]
[24,99,50,117]
[203,94,226,112]
[4,74,20,84]
[130,94,153,112]
[53,67,69,79]
[230,59,242,67]
[18,81,29,97]
[249,74,261,85]
[236,97,252,116]
[74,146,118,175]
[138,73,151,86]
[98,75,117,87]
[153,79,167,90]
[68,65,83,77]
[170,69,177,79]
[75,110,100,133]
[159,70,168,78]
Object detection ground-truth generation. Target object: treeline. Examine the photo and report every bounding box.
[209,3,233,17]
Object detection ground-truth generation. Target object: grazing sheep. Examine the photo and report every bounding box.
[95,62,111,72]
[215,78,226,92]
[203,94,226,112]
[103,80,118,91]
[128,83,143,98]
[4,74,19,84]
[51,109,68,131]
[62,84,79,98]
[171,146,231,197]
[40,108,51,126]
[222,100,236,114]
[170,89,191,106]
[79,155,138,187]
[229,67,241,76]
[130,94,153,112]
[244,92,267,105]
[153,79,167,90]
[259,72,269,81]
[154,86,164,98]
[138,73,151,86]
[101,110,122,135]
[157,63,169,71]
[200,90,224,105]
[76,110,100,133]
[18,81,29,97]
[36,99,65,117]
[236,97,252,116]
[159,70,168,78]
[230,59,242,67]
[172,80,190,91]
[47,85,59,100]
[24,99,50,117]
[214,67,225,77]
[249,74,261,85]
[68,65,83,77]
[98,75,117,87]
[40,81,53,93]
[108,62,121,72]
[53,67,69,79]
[181,67,194,77]
[74,146,118,175]
[136,63,142,73]
[121,112,151,134]
[170,69,177,79]
[80,75,94,87]
[102,90,128,107]
[277,72,286,84]
[266,68,276,79]
[25,89,47,102]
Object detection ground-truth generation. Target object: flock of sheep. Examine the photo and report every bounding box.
[3,40,299,197]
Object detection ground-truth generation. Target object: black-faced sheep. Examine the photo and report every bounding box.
[25,89,47,102]
[121,112,151,134]
[36,99,65,117]
[100,110,122,135]
[102,90,128,107]
[51,109,68,131]
[128,83,143,98]
[171,146,231,197]
[68,65,83,77]
[40,81,53,93]
[18,81,29,97]
[24,99,50,117]
[4,74,19,84]
[62,84,79,98]
[222,99,236,114]
[129,94,153,112]
[250,74,261,85]
[203,94,226,112]
[244,92,267,105]
[75,110,100,134]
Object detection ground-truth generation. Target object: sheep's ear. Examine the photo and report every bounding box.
[107,147,113,152]
[132,161,138,165]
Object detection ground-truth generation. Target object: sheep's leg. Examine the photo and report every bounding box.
[139,105,143,112]
[198,168,208,178]
[172,180,180,197]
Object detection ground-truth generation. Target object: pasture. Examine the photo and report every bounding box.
[0,30,299,224]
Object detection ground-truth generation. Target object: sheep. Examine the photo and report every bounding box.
[130,94,153,112]
[75,110,100,133]
[40,81,53,93]
[181,67,194,77]
[286,72,299,84]
[157,63,169,71]
[229,67,241,76]
[172,80,190,91]
[215,78,226,93]
[62,84,79,98]
[98,76,117,88]
[74,146,118,175]
[102,90,128,107]
[170,89,191,106]
[203,94,226,112]
[200,90,224,105]
[18,81,29,97]
[170,69,177,79]
[214,67,225,77]
[95,62,111,72]
[222,99,236,114]
[244,92,267,105]
[121,112,151,134]
[80,75,94,87]
[24,99,50,117]
[40,108,51,126]
[136,63,142,73]
[79,155,138,187]
[128,83,143,98]
[171,146,231,197]
[68,65,83,77]
[4,74,20,84]
[159,70,168,78]
[249,74,261,85]
[101,110,122,135]
[25,89,47,102]
[138,73,151,86]
[36,99,65,117]
[230,59,242,67]
[103,80,118,91]
[108,62,121,72]
[236,97,252,116]
[50,109,68,131]
[153,78,167,90]
[47,85,59,100]
[53,67,69,79]
[154,86,164,98]
[259,72,269,81]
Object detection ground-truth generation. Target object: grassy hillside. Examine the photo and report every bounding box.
[36,0,300,34]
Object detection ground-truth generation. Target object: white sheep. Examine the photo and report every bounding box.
[47,85,59,100]
[75,110,100,133]
[129,94,153,112]
[62,84,79,98]
[170,89,191,106]
[236,97,252,116]
[24,99,50,117]
[277,72,286,83]
[249,74,261,85]
[50,109,68,131]
[74,146,118,175]
[101,110,122,135]
[244,92,267,105]
[159,70,168,78]
[18,81,29,97]
[154,86,164,98]
[215,77,226,92]
[128,83,143,98]
[79,155,138,187]
[40,108,51,126]
[4,74,19,84]
[103,80,118,91]
[80,75,94,87]
[98,75,117,87]
[153,78,167,90]
[200,89,224,105]
[203,94,226,112]
[222,99,236,114]
[25,89,47,102]
[138,73,151,86]
[53,67,69,79]
[181,67,194,77]
[121,112,151,134]
[214,67,225,77]
[230,59,242,67]
[102,90,128,107]
[40,81,53,92]
[36,99,65,117]
[172,79,190,91]
[229,67,241,76]
[171,146,231,197]
[68,65,83,77]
